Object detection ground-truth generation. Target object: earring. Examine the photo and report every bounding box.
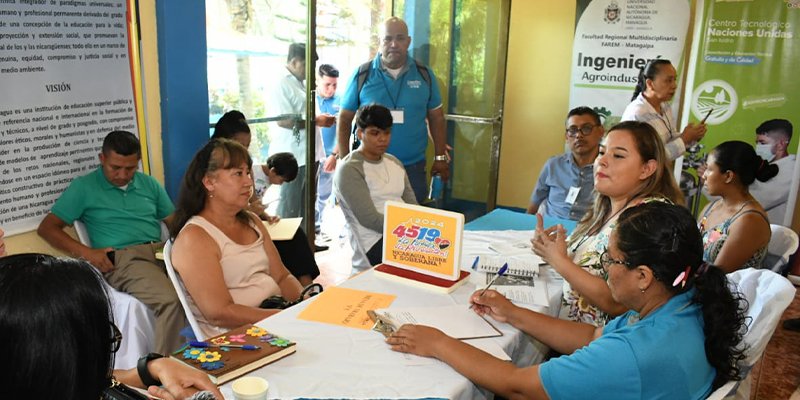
[640,287,646,293]
[209,192,214,198]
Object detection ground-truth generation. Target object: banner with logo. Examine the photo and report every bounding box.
[569,0,691,125]
[382,202,464,280]
[681,0,800,225]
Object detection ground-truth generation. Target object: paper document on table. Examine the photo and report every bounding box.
[482,274,549,308]
[372,305,502,339]
[488,238,536,256]
[297,287,397,330]
[264,217,302,241]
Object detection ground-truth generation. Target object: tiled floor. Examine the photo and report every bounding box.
[750,283,800,399]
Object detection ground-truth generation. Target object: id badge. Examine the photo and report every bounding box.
[565,186,581,205]
[390,109,405,124]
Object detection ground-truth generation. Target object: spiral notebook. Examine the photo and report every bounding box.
[474,254,541,277]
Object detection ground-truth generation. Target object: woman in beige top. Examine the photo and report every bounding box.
[170,139,303,338]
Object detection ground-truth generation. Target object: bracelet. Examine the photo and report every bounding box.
[137,352,164,387]
[434,154,448,163]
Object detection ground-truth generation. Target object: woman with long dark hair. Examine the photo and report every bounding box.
[170,139,303,339]
[621,59,707,160]
[0,253,222,399]
[699,140,776,271]
[533,121,683,326]
[387,202,747,399]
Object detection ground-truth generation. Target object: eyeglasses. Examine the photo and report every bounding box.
[599,247,631,270]
[110,322,122,353]
[566,124,598,138]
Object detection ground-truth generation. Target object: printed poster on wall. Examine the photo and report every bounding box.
[569,0,691,126]
[0,0,139,235]
[681,0,800,225]
[382,202,465,280]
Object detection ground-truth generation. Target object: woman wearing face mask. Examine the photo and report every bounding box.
[621,59,707,161]
[699,141,776,272]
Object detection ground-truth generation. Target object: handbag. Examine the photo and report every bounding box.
[259,283,323,309]
[101,379,148,400]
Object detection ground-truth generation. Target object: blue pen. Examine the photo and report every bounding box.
[189,340,260,351]
[470,263,508,309]
[470,255,480,270]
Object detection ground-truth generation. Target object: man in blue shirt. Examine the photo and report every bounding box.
[315,64,340,237]
[336,17,449,203]
[527,107,604,221]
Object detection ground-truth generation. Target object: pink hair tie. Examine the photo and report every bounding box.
[672,266,692,288]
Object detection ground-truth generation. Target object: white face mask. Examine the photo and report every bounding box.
[755,143,775,162]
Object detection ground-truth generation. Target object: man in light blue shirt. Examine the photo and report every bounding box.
[528,107,604,221]
[315,64,340,236]
[336,17,449,203]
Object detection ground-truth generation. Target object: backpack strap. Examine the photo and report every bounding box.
[355,61,372,109]
[413,59,432,104]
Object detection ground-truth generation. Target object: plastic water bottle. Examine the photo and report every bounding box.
[429,174,443,202]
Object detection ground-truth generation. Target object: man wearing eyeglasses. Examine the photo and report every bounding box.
[527,107,604,221]
[336,17,448,204]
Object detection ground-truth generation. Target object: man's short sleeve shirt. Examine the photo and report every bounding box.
[340,55,443,165]
[530,153,594,221]
[317,94,340,156]
[51,168,174,249]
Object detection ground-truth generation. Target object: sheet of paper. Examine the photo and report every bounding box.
[264,217,302,241]
[494,281,549,308]
[297,287,397,330]
[374,305,501,339]
[464,339,512,361]
[488,238,535,256]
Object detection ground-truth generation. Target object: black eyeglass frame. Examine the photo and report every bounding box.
[599,247,631,270]
[565,124,599,138]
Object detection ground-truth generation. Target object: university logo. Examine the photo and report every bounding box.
[691,80,738,125]
[604,1,621,24]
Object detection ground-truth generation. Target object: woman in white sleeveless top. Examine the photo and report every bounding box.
[170,139,303,338]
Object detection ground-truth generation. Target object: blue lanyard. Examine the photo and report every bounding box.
[380,69,407,109]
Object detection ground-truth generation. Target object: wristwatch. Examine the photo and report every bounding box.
[434,154,449,163]
[137,352,164,387]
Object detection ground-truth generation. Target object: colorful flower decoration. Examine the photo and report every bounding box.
[197,351,221,363]
[268,337,292,347]
[258,334,276,343]
[229,333,247,343]
[210,336,230,346]
[183,348,203,360]
[200,361,224,371]
[246,326,267,337]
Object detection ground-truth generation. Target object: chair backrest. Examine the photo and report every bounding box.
[73,220,92,246]
[725,268,795,399]
[163,240,206,341]
[706,380,738,400]
[766,224,799,272]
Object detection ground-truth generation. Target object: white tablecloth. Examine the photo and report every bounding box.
[220,230,562,400]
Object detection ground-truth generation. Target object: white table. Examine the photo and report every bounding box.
[221,230,562,399]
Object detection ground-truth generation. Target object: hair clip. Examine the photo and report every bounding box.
[696,262,710,277]
[672,266,691,288]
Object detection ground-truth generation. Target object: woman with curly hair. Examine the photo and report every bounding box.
[387,202,747,399]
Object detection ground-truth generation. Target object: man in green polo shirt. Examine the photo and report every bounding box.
[37,131,186,354]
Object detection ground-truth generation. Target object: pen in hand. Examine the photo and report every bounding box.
[470,263,508,309]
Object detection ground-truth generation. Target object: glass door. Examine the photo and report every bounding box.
[396,0,511,221]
